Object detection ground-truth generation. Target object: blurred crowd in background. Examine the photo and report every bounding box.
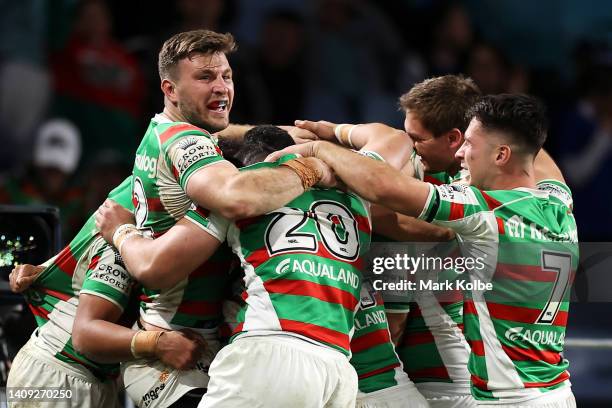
[1,0,611,243]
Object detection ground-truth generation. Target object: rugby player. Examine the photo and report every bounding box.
[6,178,206,408]
[270,93,578,407]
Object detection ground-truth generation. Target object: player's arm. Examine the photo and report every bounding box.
[216,123,319,144]
[295,120,412,170]
[371,205,455,242]
[73,295,203,369]
[534,148,565,183]
[269,141,431,217]
[96,200,223,289]
[386,311,408,346]
[185,158,331,220]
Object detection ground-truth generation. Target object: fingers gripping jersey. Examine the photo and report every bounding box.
[418,179,578,402]
[133,114,231,332]
[24,177,135,380]
[224,158,372,356]
[350,280,411,393]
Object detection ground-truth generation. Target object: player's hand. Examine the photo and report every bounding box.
[279,125,320,144]
[265,141,318,162]
[155,329,206,370]
[308,157,338,188]
[294,120,337,142]
[9,264,44,293]
[95,199,135,244]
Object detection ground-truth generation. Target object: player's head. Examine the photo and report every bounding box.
[399,75,480,173]
[238,125,295,166]
[457,93,548,189]
[158,30,236,132]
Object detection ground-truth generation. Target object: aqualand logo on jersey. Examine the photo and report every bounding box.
[504,327,565,346]
[274,258,359,289]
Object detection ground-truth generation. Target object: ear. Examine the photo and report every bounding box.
[494,144,512,166]
[161,78,178,104]
[446,128,464,151]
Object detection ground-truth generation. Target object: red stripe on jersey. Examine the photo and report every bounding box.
[28,304,50,320]
[241,291,248,301]
[464,299,478,316]
[424,175,444,185]
[158,124,205,145]
[481,191,503,210]
[354,214,371,234]
[42,288,73,302]
[502,344,561,365]
[494,263,566,282]
[176,300,222,316]
[435,290,464,305]
[172,166,180,181]
[402,330,434,347]
[359,362,401,379]
[264,278,358,311]
[54,245,78,277]
[448,202,464,220]
[471,374,489,390]
[407,366,451,380]
[523,370,569,388]
[351,328,391,353]
[189,260,231,279]
[233,322,244,334]
[279,318,349,351]
[487,302,568,327]
[496,217,505,234]
[195,206,210,218]
[88,255,101,271]
[469,339,485,356]
[147,197,165,212]
[408,304,422,318]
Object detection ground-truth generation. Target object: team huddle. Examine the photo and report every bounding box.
[7,30,578,408]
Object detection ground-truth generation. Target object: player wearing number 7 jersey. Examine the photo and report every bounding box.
[270,94,578,407]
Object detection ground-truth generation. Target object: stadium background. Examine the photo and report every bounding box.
[0,0,611,406]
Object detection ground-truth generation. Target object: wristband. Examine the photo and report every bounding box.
[334,124,350,145]
[112,224,141,252]
[130,330,164,359]
[347,124,360,149]
[281,158,322,190]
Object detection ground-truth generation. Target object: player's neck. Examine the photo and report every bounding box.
[162,104,187,124]
[486,167,537,190]
[446,161,462,177]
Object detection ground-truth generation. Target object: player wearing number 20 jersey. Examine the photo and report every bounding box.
[418,179,578,404]
[199,155,372,407]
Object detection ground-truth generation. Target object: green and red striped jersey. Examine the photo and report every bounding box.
[23,177,135,381]
[225,157,372,357]
[387,158,471,394]
[351,279,412,393]
[418,179,578,402]
[132,114,231,333]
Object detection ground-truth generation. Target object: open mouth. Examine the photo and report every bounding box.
[207,100,228,112]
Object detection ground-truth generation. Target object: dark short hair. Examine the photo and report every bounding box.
[467,94,548,155]
[158,30,236,80]
[238,125,295,166]
[399,75,481,136]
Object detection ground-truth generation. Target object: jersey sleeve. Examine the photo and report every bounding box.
[536,179,573,210]
[81,241,135,312]
[161,125,227,190]
[417,183,491,236]
[184,205,231,243]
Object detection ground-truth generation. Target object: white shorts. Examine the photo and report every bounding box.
[477,386,576,408]
[416,382,476,408]
[356,382,430,408]
[6,335,119,408]
[199,334,358,408]
[122,336,220,408]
